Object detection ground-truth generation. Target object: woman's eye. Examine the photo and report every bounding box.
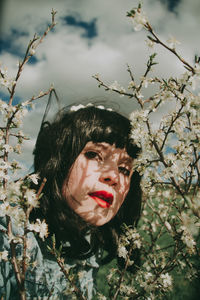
[84,151,100,159]
[118,166,130,176]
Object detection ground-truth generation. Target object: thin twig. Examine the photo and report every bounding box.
[8,10,57,106]
[145,22,195,74]
[36,177,47,198]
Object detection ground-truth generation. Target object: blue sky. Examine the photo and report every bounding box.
[0,0,200,173]
[63,15,98,39]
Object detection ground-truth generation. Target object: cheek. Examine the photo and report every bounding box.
[63,159,99,198]
[66,159,86,191]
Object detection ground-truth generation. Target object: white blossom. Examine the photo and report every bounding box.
[12,108,28,127]
[24,189,39,208]
[131,11,147,31]
[162,190,171,198]
[0,160,11,171]
[0,99,8,110]
[180,226,196,253]
[11,160,21,172]
[7,180,22,198]
[0,201,11,217]
[0,67,16,89]
[29,174,40,185]
[179,72,190,85]
[97,293,107,300]
[140,76,152,88]
[0,77,15,88]
[0,250,8,262]
[151,222,157,233]
[164,221,172,231]
[12,207,26,227]
[144,272,153,281]
[8,232,23,244]
[108,80,126,95]
[13,144,22,154]
[181,212,199,236]
[130,110,149,123]
[29,48,36,55]
[2,144,13,153]
[119,284,137,296]
[118,245,128,259]
[194,64,200,75]
[190,74,200,91]
[0,188,6,201]
[160,273,172,289]
[192,193,200,217]
[146,38,155,49]
[28,219,48,240]
[128,80,136,89]
[166,36,181,48]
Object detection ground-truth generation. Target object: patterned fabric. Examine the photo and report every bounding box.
[0,217,99,299]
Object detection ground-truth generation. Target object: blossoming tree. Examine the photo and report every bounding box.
[0,10,56,300]
[93,3,200,299]
[0,3,199,300]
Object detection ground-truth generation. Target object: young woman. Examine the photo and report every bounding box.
[0,104,142,299]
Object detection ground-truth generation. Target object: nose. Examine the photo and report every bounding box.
[99,166,119,186]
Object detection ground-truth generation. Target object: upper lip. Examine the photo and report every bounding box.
[89,190,113,204]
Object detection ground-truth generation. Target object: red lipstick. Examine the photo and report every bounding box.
[89,191,113,208]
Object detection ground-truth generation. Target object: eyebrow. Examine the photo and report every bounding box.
[88,143,133,164]
[93,143,109,149]
[84,142,109,151]
[120,157,133,164]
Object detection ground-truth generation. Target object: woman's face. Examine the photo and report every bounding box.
[62,142,133,226]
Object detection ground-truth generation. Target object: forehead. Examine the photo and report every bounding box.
[84,142,133,162]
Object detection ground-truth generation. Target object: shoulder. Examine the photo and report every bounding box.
[0,217,100,299]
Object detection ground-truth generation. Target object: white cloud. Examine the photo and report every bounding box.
[1,0,200,173]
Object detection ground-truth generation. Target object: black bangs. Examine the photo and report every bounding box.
[33,106,140,177]
[71,106,140,159]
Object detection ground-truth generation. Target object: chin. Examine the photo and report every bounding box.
[88,216,112,227]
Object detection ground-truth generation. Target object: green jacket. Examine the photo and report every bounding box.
[0,217,99,299]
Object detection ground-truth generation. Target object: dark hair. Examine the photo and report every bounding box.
[31,105,142,263]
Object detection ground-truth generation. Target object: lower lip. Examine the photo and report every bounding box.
[89,196,111,208]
